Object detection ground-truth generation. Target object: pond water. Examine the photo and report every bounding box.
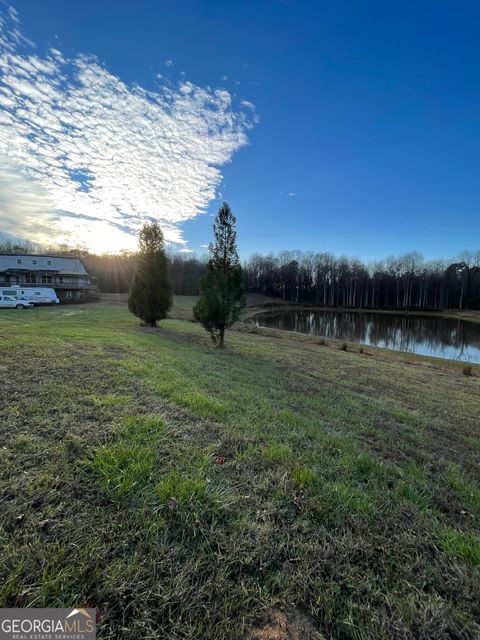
[251,309,480,363]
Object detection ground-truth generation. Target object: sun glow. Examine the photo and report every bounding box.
[0,6,255,253]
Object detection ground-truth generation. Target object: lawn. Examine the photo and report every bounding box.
[0,299,479,639]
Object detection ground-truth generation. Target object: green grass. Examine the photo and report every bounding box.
[0,299,479,639]
[92,442,155,500]
[436,527,480,567]
[446,464,480,516]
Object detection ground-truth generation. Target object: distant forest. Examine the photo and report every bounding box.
[244,250,480,310]
[1,239,479,310]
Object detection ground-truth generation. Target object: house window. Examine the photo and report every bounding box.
[25,274,37,284]
[47,260,52,265]
[41,275,52,284]
[16,259,22,264]
[32,259,37,265]
[58,276,64,284]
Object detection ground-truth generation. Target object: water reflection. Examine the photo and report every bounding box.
[252,310,480,363]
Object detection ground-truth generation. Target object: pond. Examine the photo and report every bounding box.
[251,309,480,363]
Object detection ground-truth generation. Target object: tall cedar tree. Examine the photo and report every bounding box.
[128,222,173,326]
[194,202,246,347]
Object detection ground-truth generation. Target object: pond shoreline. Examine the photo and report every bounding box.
[243,302,480,325]
[243,303,480,365]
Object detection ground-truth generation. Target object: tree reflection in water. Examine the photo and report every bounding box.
[253,310,480,363]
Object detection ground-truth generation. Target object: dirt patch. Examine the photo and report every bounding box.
[247,609,320,640]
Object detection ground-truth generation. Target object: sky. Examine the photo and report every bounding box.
[0,0,479,260]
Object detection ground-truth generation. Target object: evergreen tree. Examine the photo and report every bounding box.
[194,202,246,347]
[128,222,173,326]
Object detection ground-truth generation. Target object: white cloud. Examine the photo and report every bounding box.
[163,59,174,67]
[288,192,296,197]
[0,8,255,252]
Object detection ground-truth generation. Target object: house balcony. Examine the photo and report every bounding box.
[53,282,98,290]
[0,274,98,290]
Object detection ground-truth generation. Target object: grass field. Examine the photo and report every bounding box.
[0,299,479,639]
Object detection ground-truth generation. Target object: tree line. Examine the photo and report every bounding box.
[1,239,479,310]
[87,248,479,310]
[243,250,480,310]
[0,238,204,295]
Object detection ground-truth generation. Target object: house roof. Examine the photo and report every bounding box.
[0,254,90,275]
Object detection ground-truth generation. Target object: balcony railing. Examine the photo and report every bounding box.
[0,279,97,290]
[53,283,97,290]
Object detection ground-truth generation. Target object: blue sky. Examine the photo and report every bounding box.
[1,1,479,260]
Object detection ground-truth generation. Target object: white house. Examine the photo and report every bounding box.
[0,254,98,302]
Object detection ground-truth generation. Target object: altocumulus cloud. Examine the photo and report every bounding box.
[0,6,255,252]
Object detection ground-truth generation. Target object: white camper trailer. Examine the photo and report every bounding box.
[1,286,60,305]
